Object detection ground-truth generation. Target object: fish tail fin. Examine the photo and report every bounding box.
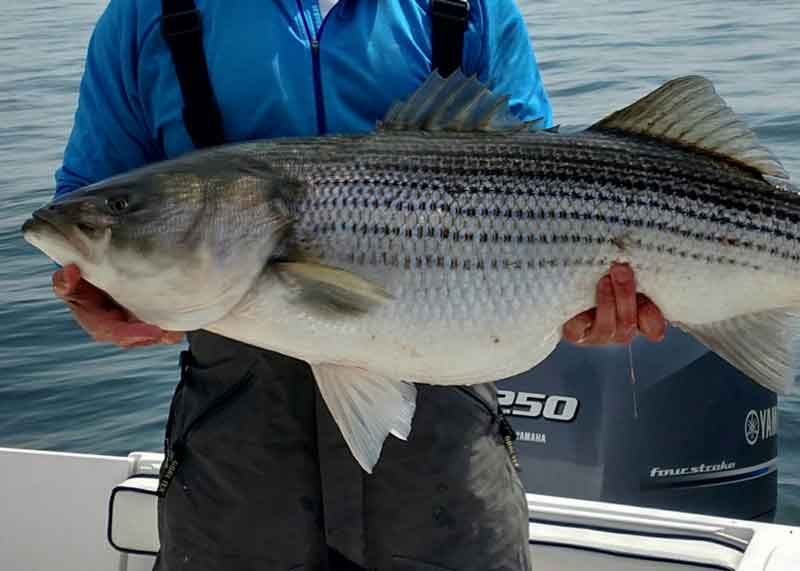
[677,309,800,395]
[312,363,417,473]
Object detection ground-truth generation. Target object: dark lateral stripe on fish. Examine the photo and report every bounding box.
[309,214,799,251]
[330,245,759,272]
[314,219,782,266]
[310,151,756,187]
[307,185,766,224]
[305,184,800,244]
[305,156,800,222]
[301,159,791,218]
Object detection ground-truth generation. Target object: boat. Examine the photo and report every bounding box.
[1,446,798,570]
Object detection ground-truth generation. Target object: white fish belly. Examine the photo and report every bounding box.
[212,253,602,385]
[209,230,800,386]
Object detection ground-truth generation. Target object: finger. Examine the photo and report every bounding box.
[70,304,164,346]
[637,294,667,342]
[119,339,163,349]
[582,276,616,345]
[52,269,67,297]
[62,263,82,285]
[69,306,122,343]
[52,264,81,297]
[563,309,595,344]
[54,271,168,347]
[121,330,184,348]
[159,331,185,345]
[110,332,164,347]
[69,300,127,328]
[609,263,637,343]
[108,321,167,343]
[62,279,115,310]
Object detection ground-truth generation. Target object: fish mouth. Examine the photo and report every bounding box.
[22,210,93,259]
[21,217,40,236]
[23,210,70,240]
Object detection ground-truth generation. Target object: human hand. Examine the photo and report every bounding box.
[52,263,184,348]
[562,263,666,346]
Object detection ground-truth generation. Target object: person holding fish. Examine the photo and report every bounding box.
[45,0,666,569]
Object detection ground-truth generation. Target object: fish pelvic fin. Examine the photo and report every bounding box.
[312,363,417,473]
[379,71,543,133]
[676,309,800,395]
[590,76,789,183]
[275,261,393,316]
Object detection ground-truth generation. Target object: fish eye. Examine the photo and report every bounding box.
[106,196,130,215]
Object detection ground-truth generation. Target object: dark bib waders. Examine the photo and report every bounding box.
[155,2,530,570]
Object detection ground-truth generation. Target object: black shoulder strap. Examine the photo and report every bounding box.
[160,0,225,149]
[430,0,470,77]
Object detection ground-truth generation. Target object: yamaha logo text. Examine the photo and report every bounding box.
[744,406,778,446]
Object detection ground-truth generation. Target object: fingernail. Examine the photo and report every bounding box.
[610,264,631,284]
[575,323,592,344]
[121,339,155,348]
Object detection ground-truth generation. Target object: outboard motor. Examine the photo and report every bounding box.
[497,327,778,521]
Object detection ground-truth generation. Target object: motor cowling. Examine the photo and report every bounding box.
[497,327,778,521]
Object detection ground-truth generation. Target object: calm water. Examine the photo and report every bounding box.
[1,0,798,523]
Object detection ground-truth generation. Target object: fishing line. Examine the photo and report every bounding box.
[628,343,639,420]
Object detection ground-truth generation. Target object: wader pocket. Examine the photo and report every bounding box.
[158,350,256,497]
[156,344,326,568]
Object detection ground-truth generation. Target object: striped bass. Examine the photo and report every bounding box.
[22,72,798,471]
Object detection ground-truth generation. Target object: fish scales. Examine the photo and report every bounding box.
[261,133,799,225]
[266,133,798,274]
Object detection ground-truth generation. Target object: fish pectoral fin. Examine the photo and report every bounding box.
[589,76,789,183]
[312,363,417,473]
[677,309,800,395]
[275,262,393,316]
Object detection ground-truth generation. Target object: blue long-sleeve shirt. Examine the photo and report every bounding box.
[56,0,552,196]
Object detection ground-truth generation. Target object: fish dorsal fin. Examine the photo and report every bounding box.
[380,71,530,133]
[590,76,789,181]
